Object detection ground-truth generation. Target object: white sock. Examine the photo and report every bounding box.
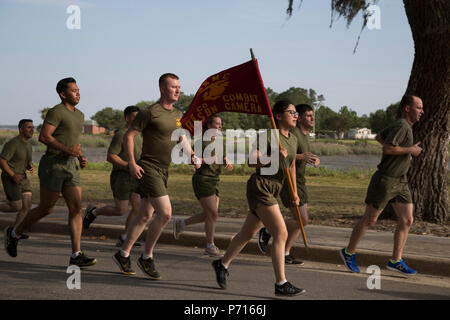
[11,228,20,239]
[142,253,153,260]
[120,250,129,258]
[221,260,228,269]
[276,279,288,286]
[206,243,215,249]
[285,252,290,256]
[71,251,81,259]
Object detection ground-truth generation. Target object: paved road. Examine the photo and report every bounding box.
[1,233,449,302]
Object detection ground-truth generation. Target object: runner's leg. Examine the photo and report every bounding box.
[62,186,83,253]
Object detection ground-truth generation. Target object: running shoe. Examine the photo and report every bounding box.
[69,251,97,268]
[285,254,304,265]
[204,245,223,258]
[83,205,96,230]
[275,281,306,297]
[173,218,184,240]
[4,226,19,257]
[257,227,271,255]
[113,251,136,275]
[212,259,228,289]
[339,247,360,273]
[387,259,417,276]
[137,255,161,280]
[20,234,29,240]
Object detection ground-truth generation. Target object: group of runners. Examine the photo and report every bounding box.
[1,74,423,297]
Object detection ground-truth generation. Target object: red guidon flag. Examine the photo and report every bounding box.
[181,59,273,135]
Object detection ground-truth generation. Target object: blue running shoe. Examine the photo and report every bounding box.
[387,259,417,276]
[340,248,360,273]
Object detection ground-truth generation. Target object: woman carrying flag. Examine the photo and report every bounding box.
[211,99,306,297]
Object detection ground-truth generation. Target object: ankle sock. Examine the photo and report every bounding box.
[120,250,130,258]
[11,228,21,240]
[142,253,152,260]
[276,280,288,286]
[220,260,228,269]
[71,251,81,259]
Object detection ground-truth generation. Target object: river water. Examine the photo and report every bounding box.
[32,149,450,170]
[33,149,382,170]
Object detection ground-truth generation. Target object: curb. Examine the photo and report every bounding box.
[1,218,449,278]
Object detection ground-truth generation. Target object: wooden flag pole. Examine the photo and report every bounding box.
[250,48,308,249]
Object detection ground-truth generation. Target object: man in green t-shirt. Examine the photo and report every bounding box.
[113,73,199,278]
[83,105,143,247]
[4,77,96,268]
[258,104,320,264]
[0,119,35,229]
[340,94,423,276]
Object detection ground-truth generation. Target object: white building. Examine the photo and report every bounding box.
[348,128,376,140]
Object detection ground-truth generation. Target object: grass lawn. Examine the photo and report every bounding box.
[19,169,369,221]
[3,168,449,236]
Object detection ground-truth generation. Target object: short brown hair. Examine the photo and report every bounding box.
[398,94,419,118]
[159,73,179,87]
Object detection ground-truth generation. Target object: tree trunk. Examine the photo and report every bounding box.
[402,0,449,223]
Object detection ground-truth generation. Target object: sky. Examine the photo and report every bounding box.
[0,0,414,125]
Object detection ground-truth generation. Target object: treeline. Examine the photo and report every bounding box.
[39,87,400,134]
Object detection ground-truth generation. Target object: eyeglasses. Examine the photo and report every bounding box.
[284,110,299,117]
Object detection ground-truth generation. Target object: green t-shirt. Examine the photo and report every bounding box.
[377,118,413,177]
[44,103,84,158]
[255,130,298,183]
[291,126,310,182]
[107,128,143,172]
[130,103,183,169]
[195,137,225,177]
[0,136,32,175]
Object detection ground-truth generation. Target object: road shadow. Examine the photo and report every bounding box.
[0,259,289,300]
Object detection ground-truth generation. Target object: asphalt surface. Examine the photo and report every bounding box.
[0,233,449,301]
[1,205,449,278]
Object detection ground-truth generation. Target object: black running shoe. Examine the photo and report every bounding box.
[113,251,136,275]
[258,227,271,255]
[115,236,142,248]
[275,281,306,297]
[137,255,161,280]
[4,227,19,257]
[69,251,97,268]
[212,259,229,289]
[285,254,304,265]
[83,205,96,230]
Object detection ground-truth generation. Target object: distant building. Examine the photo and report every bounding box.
[348,128,376,140]
[83,120,105,134]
